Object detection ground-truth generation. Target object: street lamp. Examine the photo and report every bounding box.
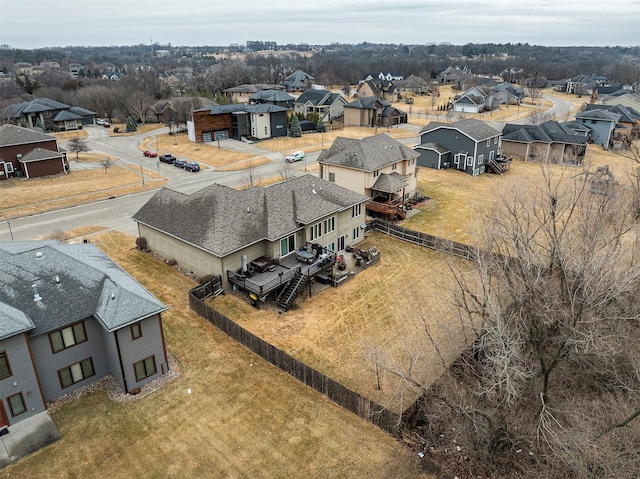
[6,220,14,241]
[140,164,145,185]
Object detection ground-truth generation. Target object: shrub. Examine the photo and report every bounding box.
[167,258,177,266]
[135,236,148,251]
[199,274,215,284]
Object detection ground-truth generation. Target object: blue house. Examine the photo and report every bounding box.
[414,119,501,176]
[574,109,621,146]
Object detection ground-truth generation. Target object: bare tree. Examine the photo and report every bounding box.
[99,157,115,174]
[527,108,552,125]
[374,163,640,476]
[44,229,68,244]
[127,91,154,124]
[238,159,261,189]
[278,161,296,181]
[66,136,90,159]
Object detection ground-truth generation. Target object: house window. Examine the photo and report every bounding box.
[280,235,295,256]
[591,120,596,124]
[7,393,26,417]
[409,158,415,165]
[487,139,491,146]
[392,163,397,170]
[309,222,322,241]
[352,227,360,240]
[494,137,498,145]
[373,169,379,177]
[467,157,474,166]
[478,154,484,165]
[489,150,495,160]
[326,242,335,252]
[134,356,157,382]
[338,235,346,252]
[131,323,142,340]
[0,351,12,380]
[329,172,335,182]
[58,358,95,389]
[323,217,335,235]
[49,321,87,353]
[66,120,76,128]
[352,204,362,218]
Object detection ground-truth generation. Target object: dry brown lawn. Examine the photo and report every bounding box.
[3,231,429,479]
[52,130,89,140]
[109,122,164,137]
[0,166,166,221]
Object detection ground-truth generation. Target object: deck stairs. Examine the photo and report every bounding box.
[277,267,307,311]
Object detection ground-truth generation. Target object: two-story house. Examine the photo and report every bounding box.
[318,134,419,219]
[293,89,348,122]
[356,79,399,103]
[414,119,501,176]
[191,104,289,142]
[0,240,168,434]
[132,175,369,293]
[574,109,621,147]
[280,70,314,92]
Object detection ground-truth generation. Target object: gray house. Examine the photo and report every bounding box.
[414,119,501,176]
[0,241,168,431]
[574,109,621,146]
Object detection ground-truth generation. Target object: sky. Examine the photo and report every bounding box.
[1,0,639,49]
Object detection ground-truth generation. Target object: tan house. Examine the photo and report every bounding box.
[343,97,407,128]
[318,134,419,220]
[357,79,398,102]
[222,84,285,103]
[132,175,369,294]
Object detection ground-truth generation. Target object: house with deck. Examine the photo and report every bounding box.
[132,176,369,308]
[0,240,167,440]
[318,134,419,221]
[293,89,347,122]
[414,119,501,176]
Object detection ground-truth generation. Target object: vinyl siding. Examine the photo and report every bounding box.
[29,318,109,402]
[117,315,167,390]
[0,334,46,426]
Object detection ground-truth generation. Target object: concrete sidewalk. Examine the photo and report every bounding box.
[0,412,61,469]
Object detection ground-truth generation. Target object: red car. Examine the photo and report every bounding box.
[143,150,158,157]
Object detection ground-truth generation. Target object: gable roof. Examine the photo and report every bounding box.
[344,96,390,110]
[0,241,167,337]
[393,74,430,89]
[317,134,418,171]
[250,89,295,102]
[294,89,344,107]
[0,124,56,147]
[223,84,284,93]
[20,148,65,163]
[133,175,368,258]
[584,103,640,123]
[575,109,621,122]
[419,119,500,142]
[501,121,588,146]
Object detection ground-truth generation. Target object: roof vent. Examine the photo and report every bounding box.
[55,275,60,283]
[111,293,115,300]
[32,284,42,302]
[35,251,43,259]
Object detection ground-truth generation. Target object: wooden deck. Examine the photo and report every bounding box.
[366,200,407,220]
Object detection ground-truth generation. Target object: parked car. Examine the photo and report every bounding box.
[285,151,305,163]
[174,159,187,168]
[185,161,200,172]
[143,150,158,157]
[159,154,176,164]
[103,122,111,128]
[96,119,105,125]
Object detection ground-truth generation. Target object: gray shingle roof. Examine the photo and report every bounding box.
[0,124,56,147]
[419,119,500,142]
[344,96,390,110]
[501,121,588,146]
[317,134,418,171]
[416,142,450,154]
[575,109,621,122]
[294,89,343,107]
[194,104,289,115]
[52,110,83,121]
[249,89,295,102]
[372,172,408,193]
[20,148,64,163]
[0,241,166,337]
[133,175,368,257]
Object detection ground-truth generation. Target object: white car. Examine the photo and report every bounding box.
[285,151,305,163]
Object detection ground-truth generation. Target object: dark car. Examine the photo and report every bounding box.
[174,159,187,168]
[159,154,176,164]
[185,161,200,172]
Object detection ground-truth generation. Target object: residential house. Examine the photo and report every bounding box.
[501,121,588,163]
[67,63,84,78]
[377,71,404,82]
[318,134,419,218]
[574,109,621,146]
[222,84,285,103]
[102,71,123,81]
[132,175,369,292]
[0,240,168,433]
[343,97,407,128]
[584,103,640,140]
[453,84,522,113]
[249,89,295,109]
[2,98,96,131]
[191,103,288,142]
[0,125,68,180]
[280,70,314,92]
[393,74,430,94]
[357,79,399,103]
[148,97,214,124]
[559,74,608,95]
[603,92,640,110]
[414,119,501,176]
[13,62,34,76]
[438,66,473,88]
[293,89,347,122]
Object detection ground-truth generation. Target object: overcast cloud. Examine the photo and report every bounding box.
[1,0,638,49]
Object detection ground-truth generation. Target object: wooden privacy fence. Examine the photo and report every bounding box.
[369,218,478,260]
[189,291,401,434]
